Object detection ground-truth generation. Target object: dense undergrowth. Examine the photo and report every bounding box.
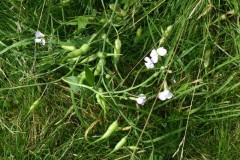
[0,0,240,159]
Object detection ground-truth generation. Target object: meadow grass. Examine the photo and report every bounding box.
[0,0,240,159]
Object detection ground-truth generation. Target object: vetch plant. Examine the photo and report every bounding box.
[34,30,46,45]
[136,94,146,105]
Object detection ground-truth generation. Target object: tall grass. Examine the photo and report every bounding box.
[0,0,240,159]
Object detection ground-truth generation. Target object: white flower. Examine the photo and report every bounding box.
[35,30,45,38]
[136,94,146,105]
[150,49,158,63]
[144,57,154,69]
[34,38,42,43]
[34,30,46,46]
[158,89,173,101]
[156,47,167,56]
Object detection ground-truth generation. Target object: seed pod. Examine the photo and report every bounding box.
[113,38,121,66]
[204,50,211,68]
[92,120,119,144]
[79,54,98,64]
[97,52,106,58]
[66,43,90,59]
[136,27,142,37]
[105,74,111,79]
[111,136,127,153]
[61,45,76,51]
[127,146,140,150]
[78,71,86,84]
[159,36,166,46]
[134,27,142,43]
[24,98,40,122]
[29,99,40,113]
[164,25,173,37]
[96,88,109,117]
[94,59,106,76]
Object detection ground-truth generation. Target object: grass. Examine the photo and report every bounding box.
[0,0,240,159]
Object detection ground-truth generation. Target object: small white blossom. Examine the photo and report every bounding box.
[144,57,154,69]
[156,47,167,56]
[150,49,158,63]
[34,30,46,46]
[136,94,146,105]
[158,89,173,101]
[35,30,45,38]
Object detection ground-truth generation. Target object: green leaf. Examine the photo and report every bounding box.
[84,66,95,86]
[77,16,89,30]
[65,76,80,93]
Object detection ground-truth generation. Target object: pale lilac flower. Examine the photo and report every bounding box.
[144,57,154,69]
[156,47,167,56]
[136,94,146,105]
[158,89,173,101]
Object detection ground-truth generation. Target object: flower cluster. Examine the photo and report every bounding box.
[135,47,173,105]
[34,30,46,45]
[144,47,167,69]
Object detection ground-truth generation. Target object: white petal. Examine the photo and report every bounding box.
[35,30,45,38]
[158,92,167,101]
[144,57,151,63]
[166,91,173,99]
[34,38,42,43]
[145,62,154,69]
[150,49,158,57]
[157,47,167,56]
[136,94,146,105]
[150,55,158,63]
[144,57,154,69]
[41,39,46,45]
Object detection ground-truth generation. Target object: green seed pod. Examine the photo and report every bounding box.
[134,27,143,43]
[61,45,76,51]
[94,59,106,76]
[96,88,109,118]
[79,54,98,64]
[80,44,90,53]
[115,38,121,50]
[78,71,86,84]
[97,52,106,58]
[105,74,111,79]
[159,37,166,46]
[164,25,173,37]
[127,146,140,150]
[112,136,127,152]
[93,120,119,144]
[66,43,90,59]
[204,50,211,68]
[113,38,121,66]
[24,98,40,122]
[136,27,142,37]
[29,99,40,113]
